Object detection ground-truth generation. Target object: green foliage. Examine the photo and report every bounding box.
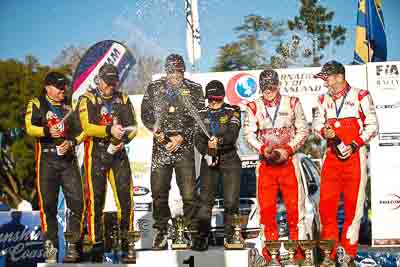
[212,15,286,72]
[212,1,347,71]
[0,56,70,208]
[287,0,346,66]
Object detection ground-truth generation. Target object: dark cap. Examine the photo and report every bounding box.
[205,80,225,99]
[98,63,119,85]
[44,72,68,90]
[314,60,345,80]
[165,54,185,73]
[259,69,279,91]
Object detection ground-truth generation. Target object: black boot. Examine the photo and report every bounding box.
[63,232,80,263]
[152,229,168,250]
[192,233,209,251]
[91,242,104,263]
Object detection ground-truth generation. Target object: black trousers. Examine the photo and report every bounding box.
[151,157,197,231]
[37,148,85,246]
[196,157,241,236]
[85,141,133,244]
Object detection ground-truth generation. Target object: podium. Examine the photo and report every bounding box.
[37,247,253,267]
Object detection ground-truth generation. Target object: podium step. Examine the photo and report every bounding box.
[37,247,253,267]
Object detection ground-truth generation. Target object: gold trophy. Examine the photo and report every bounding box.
[283,240,299,267]
[298,240,317,267]
[224,214,245,249]
[172,216,190,249]
[43,240,58,263]
[121,230,141,264]
[319,240,335,267]
[264,240,281,267]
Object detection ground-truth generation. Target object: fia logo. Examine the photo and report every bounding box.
[376,65,399,76]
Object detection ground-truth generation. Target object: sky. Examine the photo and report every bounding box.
[1,0,400,73]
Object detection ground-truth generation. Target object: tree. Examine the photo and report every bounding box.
[212,15,286,71]
[52,45,86,74]
[0,56,69,208]
[287,0,346,66]
[125,53,163,95]
[213,2,347,71]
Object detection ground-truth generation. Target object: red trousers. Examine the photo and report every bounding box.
[258,159,299,240]
[320,149,362,258]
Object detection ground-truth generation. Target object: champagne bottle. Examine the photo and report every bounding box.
[332,136,347,159]
[107,115,122,155]
[207,140,219,167]
[325,124,348,159]
[154,129,170,145]
[53,123,66,156]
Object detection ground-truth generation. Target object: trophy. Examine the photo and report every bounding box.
[121,230,141,264]
[110,224,121,262]
[224,214,244,249]
[264,240,281,267]
[283,240,299,267]
[44,240,58,263]
[319,240,335,267]
[63,231,80,263]
[298,240,317,267]
[172,216,190,249]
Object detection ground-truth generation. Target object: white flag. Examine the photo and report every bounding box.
[185,0,201,65]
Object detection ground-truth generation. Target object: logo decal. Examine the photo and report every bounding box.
[226,73,257,105]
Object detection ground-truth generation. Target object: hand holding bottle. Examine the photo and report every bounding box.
[324,124,336,139]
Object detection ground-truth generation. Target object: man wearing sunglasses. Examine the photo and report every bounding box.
[25,72,86,263]
[244,69,309,261]
[141,54,205,249]
[78,63,137,262]
[313,60,378,265]
[192,80,242,251]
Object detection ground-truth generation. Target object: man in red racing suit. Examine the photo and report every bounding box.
[244,69,309,261]
[313,60,378,264]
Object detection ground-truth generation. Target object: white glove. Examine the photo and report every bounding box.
[17,200,33,211]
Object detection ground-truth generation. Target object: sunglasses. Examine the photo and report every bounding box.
[208,96,224,102]
[54,84,66,91]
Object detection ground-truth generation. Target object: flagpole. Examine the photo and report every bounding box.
[191,0,196,72]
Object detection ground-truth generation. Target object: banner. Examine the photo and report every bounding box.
[185,0,201,65]
[354,0,387,64]
[71,40,136,108]
[368,62,400,246]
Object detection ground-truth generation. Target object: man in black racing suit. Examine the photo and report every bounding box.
[78,63,137,262]
[25,71,86,263]
[192,80,242,251]
[141,54,205,249]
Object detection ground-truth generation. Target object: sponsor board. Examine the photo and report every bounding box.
[368,62,400,246]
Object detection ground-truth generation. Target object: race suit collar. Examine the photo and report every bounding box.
[330,82,350,100]
[263,93,281,107]
[45,95,62,106]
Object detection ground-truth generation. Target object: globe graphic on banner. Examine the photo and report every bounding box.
[235,75,257,101]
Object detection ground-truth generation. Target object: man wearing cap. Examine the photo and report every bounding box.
[313,60,378,264]
[192,80,242,251]
[141,54,205,249]
[244,69,309,261]
[78,63,138,262]
[25,71,86,263]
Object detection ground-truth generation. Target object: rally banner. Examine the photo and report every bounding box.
[71,40,136,108]
[184,65,366,162]
[368,61,400,247]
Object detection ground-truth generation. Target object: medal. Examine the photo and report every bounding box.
[334,121,341,128]
[169,106,176,113]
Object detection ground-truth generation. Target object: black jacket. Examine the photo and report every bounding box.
[141,77,205,167]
